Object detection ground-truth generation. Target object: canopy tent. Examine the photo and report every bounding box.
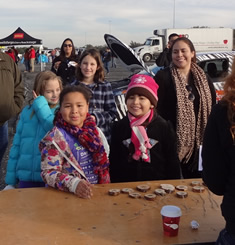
[0,27,42,46]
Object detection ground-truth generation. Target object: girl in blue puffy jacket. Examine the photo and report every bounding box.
[4,71,62,189]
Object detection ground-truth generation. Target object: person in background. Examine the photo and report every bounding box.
[5,48,16,62]
[11,46,19,63]
[202,59,235,245]
[4,71,62,190]
[35,49,40,64]
[50,49,56,62]
[102,47,112,75]
[75,48,117,143]
[154,37,216,178]
[51,38,79,86]
[39,86,110,199]
[155,33,179,68]
[29,46,36,72]
[22,48,30,72]
[110,74,181,183]
[111,51,117,68]
[0,51,24,167]
[76,48,82,61]
[38,51,49,71]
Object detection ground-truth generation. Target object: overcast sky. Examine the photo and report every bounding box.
[1,0,235,49]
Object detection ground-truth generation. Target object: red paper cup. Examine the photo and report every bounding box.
[160,205,182,237]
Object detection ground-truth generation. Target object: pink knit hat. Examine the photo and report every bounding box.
[125,74,159,107]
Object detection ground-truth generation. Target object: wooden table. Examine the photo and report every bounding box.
[0,179,224,245]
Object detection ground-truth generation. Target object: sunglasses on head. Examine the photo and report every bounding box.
[63,44,72,48]
[186,85,195,101]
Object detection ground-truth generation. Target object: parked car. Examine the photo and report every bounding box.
[104,34,235,120]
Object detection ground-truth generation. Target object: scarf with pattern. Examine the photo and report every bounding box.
[55,112,110,182]
[128,109,153,162]
[170,62,212,166]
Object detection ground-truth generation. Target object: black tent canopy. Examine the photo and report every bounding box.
[0,27,42,46]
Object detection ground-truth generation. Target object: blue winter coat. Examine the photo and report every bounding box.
[38,54,48,63]
[5,96,58,185]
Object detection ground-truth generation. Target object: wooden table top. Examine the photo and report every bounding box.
[0,178,224,245]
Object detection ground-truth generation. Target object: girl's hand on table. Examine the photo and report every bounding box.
[75,179,93,199]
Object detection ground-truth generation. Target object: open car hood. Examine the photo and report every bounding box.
[104,34,154,76]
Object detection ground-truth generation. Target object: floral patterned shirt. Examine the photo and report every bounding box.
[39,126,110,194]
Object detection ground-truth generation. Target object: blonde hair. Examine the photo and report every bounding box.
[29,71,63,118]
[33,71,63,97]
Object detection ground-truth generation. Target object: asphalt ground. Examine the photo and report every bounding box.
[0,59,143,190]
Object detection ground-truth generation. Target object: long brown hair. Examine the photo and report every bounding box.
[59,38,76,60]
[221,59,235,142]
[33,71,63,101]
[76,48,105,82]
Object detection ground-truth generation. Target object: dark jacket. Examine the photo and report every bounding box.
[155,48,172,68]
[154,67,216,176]
[109,114,181,183]
[103,51,111,63]
[154,67,216,131]
[51,55,79,86]
[202,102,235,235]
[0,52,24,126]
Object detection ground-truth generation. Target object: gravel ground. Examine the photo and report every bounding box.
[0,60,135,190]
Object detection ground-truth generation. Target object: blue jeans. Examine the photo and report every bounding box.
[25,60,30,71]
[104,61,110,73]
[0,121,8,166]
[216,229,235,245]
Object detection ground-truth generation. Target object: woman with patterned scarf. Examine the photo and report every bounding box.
[154,37,216,178]
[39,85,110,199]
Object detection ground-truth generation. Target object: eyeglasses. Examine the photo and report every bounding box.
[63,44,72,48]
[186,85,195,101]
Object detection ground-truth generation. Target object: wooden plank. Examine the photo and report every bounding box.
[0,178,224,245]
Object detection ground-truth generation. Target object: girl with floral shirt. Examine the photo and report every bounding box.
[39,85,110,199]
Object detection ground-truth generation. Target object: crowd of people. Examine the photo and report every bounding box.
[4,42,117,76]
[1,34,235,244]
